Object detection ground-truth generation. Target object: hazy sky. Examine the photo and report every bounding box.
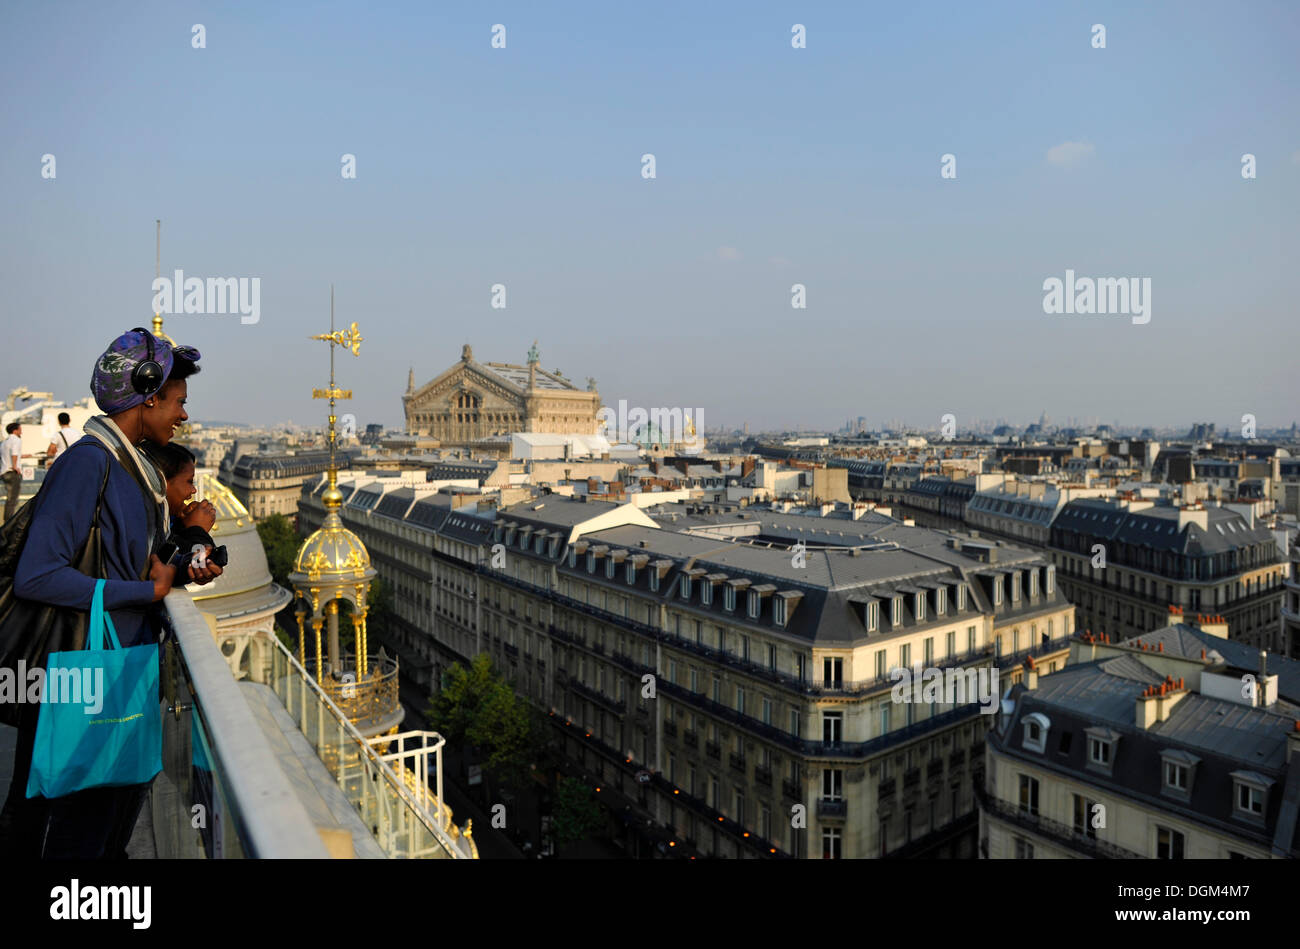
[2,1,1297,433]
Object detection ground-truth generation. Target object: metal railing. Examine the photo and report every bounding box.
[263,634,477,859]
[974,784,1142,859]
[317,653,402,733]
[162,593,329,857]
[817,799,848,819]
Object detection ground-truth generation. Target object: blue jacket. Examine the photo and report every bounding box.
[14,440,161,648]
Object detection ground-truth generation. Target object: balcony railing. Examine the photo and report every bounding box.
[682,729,698,749]
[705,740,721,760]
[729,752,747,774]
[817,798,848,819]
[159,594,329,858]
[316,652,402,735]
[655,677,985,759]
[754,765,772,786]
[974,784,1142,859]
[994,635,1074,670]
[470,561,984,700]
[782,779,801,801]
[159,593,476,859]
[663,719,678,737]
[568,679,623,714]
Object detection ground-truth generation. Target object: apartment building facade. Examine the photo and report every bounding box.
[1048,497,1287,650]
[981,622,1300,859]
[302,483,1077,858]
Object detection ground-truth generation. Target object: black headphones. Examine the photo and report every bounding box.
[128,327,165,400]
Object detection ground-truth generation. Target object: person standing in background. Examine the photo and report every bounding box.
[46,412,80,465]
[0,422,23,523]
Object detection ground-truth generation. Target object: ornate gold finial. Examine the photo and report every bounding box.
[309,287,362,511]
[311,321,364,356]
[151,220,177,346]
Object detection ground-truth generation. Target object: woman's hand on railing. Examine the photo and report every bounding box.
[150,554,178,602]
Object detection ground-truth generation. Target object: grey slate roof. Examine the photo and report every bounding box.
[993,657,1300,855]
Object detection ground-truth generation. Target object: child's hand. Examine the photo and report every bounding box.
[181,499,217,532]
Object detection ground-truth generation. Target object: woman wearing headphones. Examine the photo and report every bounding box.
[0,327,222,859]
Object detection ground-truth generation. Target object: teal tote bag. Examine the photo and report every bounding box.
[26,579,162,799]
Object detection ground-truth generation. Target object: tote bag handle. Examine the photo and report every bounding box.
[88,578,122,652]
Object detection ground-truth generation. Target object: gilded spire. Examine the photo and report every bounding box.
[309,286,362,514]
[151,219,176,345]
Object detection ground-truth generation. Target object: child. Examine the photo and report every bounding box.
[139,440,219,569]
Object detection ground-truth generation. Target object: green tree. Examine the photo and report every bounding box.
[427,654,536,790]
[548,777,604,854]
[256,513,299,588]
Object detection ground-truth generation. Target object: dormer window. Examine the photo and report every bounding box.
[1022,712,1050,753]
[1231,771,1271,822]
[568,547,577,568]
[1161,752,1197,800]
[549,537,560,558]
[626,560,636,584]
[1085,727,1119,775]
[587,552,596,573]
[957,584,967,610]
[915,592,926,622]
[1011,573,1021,602]
[606,556,616,579]
[1045,565,1055,595]
[702,582,713,606]
[892,596,903,626]
[1090,738,1110,764]
[747,591,759,618]
[650,569,660,592]
[774,590,801,627]
[681,575,692,599]
[994,578,1004,606]
[1029,570,1039,597]
[936,587,946,616]
[867,601,879,632]
[724,586,736,611]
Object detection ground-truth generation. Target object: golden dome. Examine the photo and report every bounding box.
[152,314,177,347]
[293,511,373,582]
[195,472,252,528]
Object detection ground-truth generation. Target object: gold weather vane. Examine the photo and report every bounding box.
[311,321,364,355]
[309,287,363,496]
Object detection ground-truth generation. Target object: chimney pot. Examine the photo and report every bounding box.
[1158,642,1164,652]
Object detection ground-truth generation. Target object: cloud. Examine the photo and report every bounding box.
[1046,141,1096,167]
[717,246,742,261]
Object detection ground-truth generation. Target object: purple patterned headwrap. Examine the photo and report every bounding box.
[90,329,201,414]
